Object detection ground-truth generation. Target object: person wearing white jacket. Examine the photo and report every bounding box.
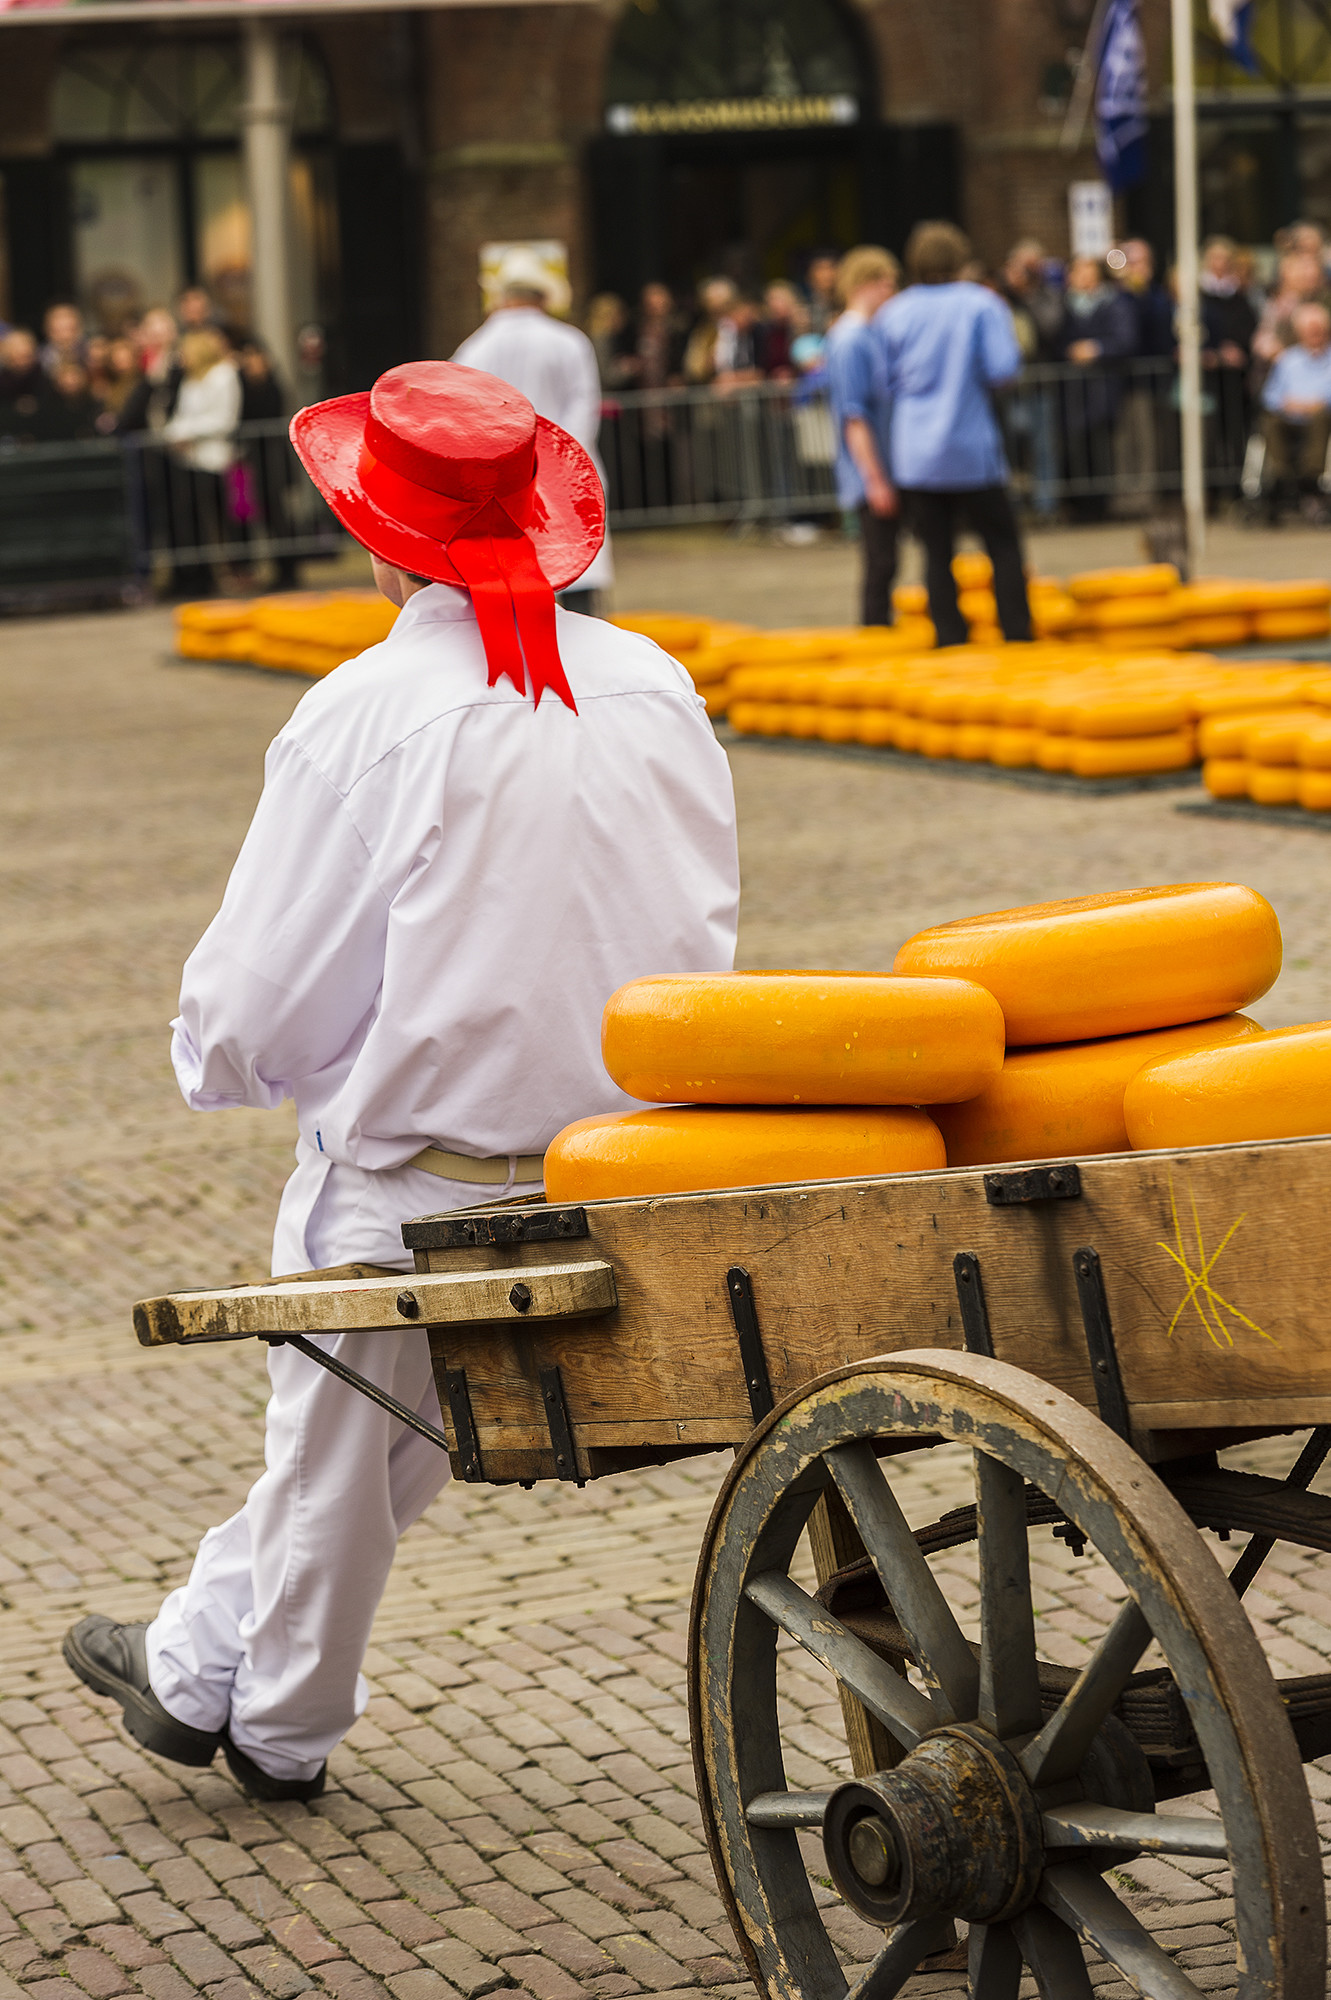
[161,328,242,595]
[453,248,613,609]
[62,359,737,1802]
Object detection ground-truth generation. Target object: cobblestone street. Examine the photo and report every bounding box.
[4,536,1331,1999]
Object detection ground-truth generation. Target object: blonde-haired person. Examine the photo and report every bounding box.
[162,327,242,597]
[870,221,1030,646]
[825,245,900,624]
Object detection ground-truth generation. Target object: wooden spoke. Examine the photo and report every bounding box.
[844,1919,953,2000]
[1011,1904,1095,1999]
[742,1791,829,1829]
[1043,1802,1227,1860]
[1040,1863,1204,1999]
[1020,1598,1152,1786]
[743,1571,934,1747]
[974,1450,1042,1739]
[968,1921,1023,2000]
[825,1441,979,1720]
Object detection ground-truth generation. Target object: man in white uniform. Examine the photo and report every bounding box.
[64,360,738,1800]
[453,248,612,612]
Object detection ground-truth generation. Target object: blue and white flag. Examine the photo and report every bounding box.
[1208,0,1259,73]
[1095,0,1149,193]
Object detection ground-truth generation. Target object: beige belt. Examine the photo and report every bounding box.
[407,1145,545,1185]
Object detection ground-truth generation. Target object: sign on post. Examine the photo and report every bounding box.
[1068,180,1114,259]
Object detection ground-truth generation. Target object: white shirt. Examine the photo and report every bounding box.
[163,360,242,473]
[452,308,614,591]
[171,585,739,1266]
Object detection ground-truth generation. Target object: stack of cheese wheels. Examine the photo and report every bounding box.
[543,971,1005,1199]
[895,885,1282,1167]
[1125,1022,1331,1148]
[175,592,399,676]
[1201,694,1331,812]
[1065,564,1182,650]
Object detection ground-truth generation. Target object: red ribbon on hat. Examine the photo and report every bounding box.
[357,445,578,714]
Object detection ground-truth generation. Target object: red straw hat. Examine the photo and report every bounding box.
[290,361,606,712]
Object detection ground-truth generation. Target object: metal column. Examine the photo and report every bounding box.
[241,17,296,392]
[1171,0,1205,575]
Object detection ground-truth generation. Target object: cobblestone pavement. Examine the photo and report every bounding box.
[3,553,1331,1999]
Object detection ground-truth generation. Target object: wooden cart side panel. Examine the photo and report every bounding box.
[418,1138,1331,1476]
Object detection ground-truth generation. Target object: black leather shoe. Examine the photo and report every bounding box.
[221,1730,327,1802]
[62,1615,222,1768]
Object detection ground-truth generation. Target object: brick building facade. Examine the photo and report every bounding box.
[1,0,1328,388]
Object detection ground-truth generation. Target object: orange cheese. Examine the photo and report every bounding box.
[934,1014,1263,1166]
[1124,1022,1331,1149]
[952,552,993,589]
[856,709,898,748]
[1179,615,1250,649]
[1252,608,1331,641]
[892,884,1281,1045]
[1247,764,1300,806]
[1067,564,1179,603]
[544,1105,947,1200]
[1299,769,1331,810]
[1066,730,1194,778]
[600,971,1006,1105]
[1203,757,1251,799]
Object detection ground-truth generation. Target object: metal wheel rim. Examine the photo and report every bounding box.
[688,1349,1323,2000]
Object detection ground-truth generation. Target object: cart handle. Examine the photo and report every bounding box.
[134,1258,617,1347]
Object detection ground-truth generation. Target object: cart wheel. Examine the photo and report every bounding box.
[688,1350,1323,2000]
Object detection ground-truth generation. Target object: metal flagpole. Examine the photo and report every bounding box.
[1171,0,1206,574]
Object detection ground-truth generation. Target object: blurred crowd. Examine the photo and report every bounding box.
[0,288,325,451]
[583,216,1331,523]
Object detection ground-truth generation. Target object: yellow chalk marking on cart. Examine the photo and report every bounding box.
[1158,1175,1272,1347]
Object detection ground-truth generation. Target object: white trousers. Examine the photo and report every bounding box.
[146,1150,536,1780]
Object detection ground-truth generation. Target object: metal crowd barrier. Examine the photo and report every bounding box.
[598,360,1256,529]
[0,363,1285,607]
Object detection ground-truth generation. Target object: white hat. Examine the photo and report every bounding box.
[494,246,572,316]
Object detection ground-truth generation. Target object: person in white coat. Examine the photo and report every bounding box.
[453,248,612,610]
[63,359,738,1800]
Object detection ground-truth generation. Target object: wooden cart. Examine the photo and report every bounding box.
[135,1137,1331,2000]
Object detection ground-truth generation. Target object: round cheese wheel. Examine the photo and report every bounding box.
[957,588,998,622]
[1066,692,1191,738]
[893,583,930,616]
[1243,710,1325,763]
[921,722,960,759]
[856,709,897,747]
[1068,730,1194,778]
[544,1105,947,1201]
[1247,579,1331,610]
[1203,757,1250,799]
[893,883,1281,1045]
[1247,764,1300,806]
[1252,608,1331,641]
[601,971,1006,1106]
[1124,1022,1331,1149]
[1068,564,1179,603]
[1091,595,1183,630]
[969,624,1006,647]
[1181,615,1251,649]
[989,726,1039,767]
[952,552,993,589]
[1299,769,1331,810]
[817,708,861,743]
[1036,733,1076,772]
[954,723,995,761]
[934,1013,1263,1166]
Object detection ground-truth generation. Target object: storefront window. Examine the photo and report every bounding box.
[53,38,333,337]
[606,0,867,108]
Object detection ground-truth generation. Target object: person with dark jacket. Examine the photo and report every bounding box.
[1200,235,1259,481]
[236,341,299,589]
[1056,255,1139,520]
[0,327,54,443]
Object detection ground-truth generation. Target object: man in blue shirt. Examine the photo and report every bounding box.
[1260,302,1331,519]
[825,246,900,624]
[871,222,1031,647]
